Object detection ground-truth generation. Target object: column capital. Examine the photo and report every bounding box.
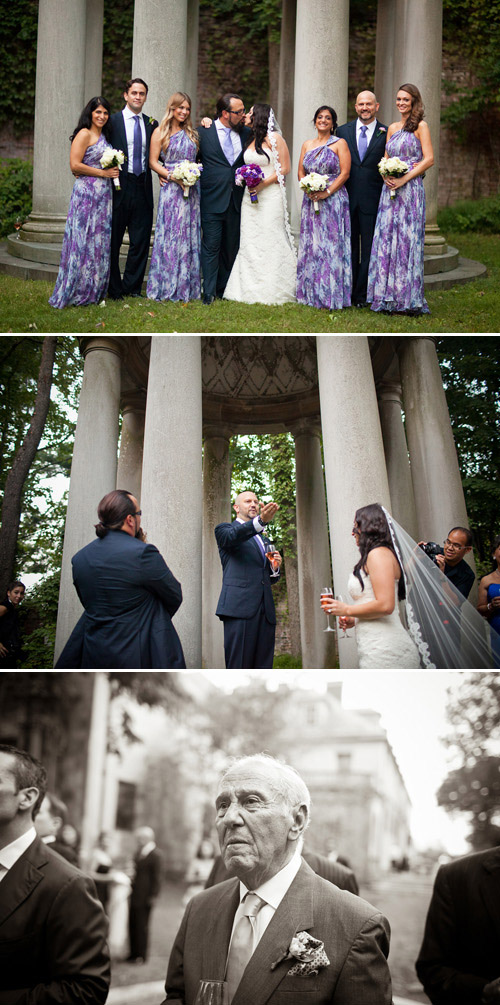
[288,418,322,439]
[376,379,403,406]
[79,337,127,359]
[203,423,233,442]
[121,391,146,416]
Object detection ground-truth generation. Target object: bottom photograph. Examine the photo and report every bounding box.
[0,670,498,1005]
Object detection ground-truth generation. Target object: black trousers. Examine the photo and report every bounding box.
[129,901,152,960]
[223,603,275,669]
[200,202,241,299]
[350,206,378,304]
[109,175,153,297]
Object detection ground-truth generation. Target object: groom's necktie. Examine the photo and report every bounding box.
[358,124,368,161]
[225,893,265,1002]
[222,126,235,164]
[133,115,143,175]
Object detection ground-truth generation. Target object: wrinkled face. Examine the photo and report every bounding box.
[124,83,147,114]
[92,104,109,129]
[216,762,298,888]
[443,529,471,566]
[396,90,413,116]
[172,100,191,124]
[234,492,259,521]
[7,586,24,605]
[355,92,379,123]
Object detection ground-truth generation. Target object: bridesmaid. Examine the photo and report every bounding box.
[367,83,434,314]
[296,105,351,310]
[49,97,119,308]
[146,92,201,302]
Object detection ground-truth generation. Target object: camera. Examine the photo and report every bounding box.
[419,541,444,565]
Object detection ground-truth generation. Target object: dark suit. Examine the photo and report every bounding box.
[55,529,185,669]
[129,846,163,962]
[197,122,252,299]
[163,860,391,1005]
[0,835,109,1004]
[205,851,359,896]
[336,119,387,303]
[215,519,279,669]
[416,847,500,1004]
[107,110,158,297]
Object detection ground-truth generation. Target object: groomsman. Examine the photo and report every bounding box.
[108,78,158,299]
[337,91,387,306]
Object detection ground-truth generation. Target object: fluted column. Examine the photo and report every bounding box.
[116,396,145,502]
[202,426,232,669]
[54,337,124,661]
[141,336,203,668]
[292,420,336,669]
[377,380,418,540]
[316,337,392,669]
[84,0,104,99]
[132,0,189,126]
[291,0,349,230]
[398,337,471,545]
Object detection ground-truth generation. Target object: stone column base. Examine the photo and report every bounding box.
[424,222,447,257]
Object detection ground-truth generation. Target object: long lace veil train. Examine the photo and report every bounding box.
[267,107,297,255]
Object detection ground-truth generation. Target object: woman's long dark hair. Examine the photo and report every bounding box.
[251,103,271,162]
[398,83,424,134]
[70,96,112,142]
[353,503,405,599]
[313,105,337,134]
[490,535,500,571]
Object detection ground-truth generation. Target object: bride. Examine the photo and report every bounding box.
[223,103,297,305]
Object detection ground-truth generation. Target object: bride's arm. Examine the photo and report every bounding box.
[326,548,398,620]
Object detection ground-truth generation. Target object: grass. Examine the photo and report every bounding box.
[1,232,499,333]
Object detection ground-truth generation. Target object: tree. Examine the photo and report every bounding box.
[202,679,286,759]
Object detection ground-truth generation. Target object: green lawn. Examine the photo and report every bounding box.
[1,232,499,333]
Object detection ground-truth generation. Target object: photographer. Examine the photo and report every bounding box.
[0,580,25,668]
[419,527,475,600]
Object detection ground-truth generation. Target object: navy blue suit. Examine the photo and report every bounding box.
[107,110,158,297]
[197,123,252,299]
[215,518,278,669]
[56,529,185,669]
[336,119,387,303]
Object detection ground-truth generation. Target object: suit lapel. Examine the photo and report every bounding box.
[366,120,386,156]
[233,862,315,1005]
[348,120,360,164]
[202,880,240,980]
[479,851,500,940]
[0,839,46,926]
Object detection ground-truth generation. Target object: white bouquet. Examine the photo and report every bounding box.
[169,160,203,197]
[100,147,125,190]
[300,172,329,213]
[378,155,409,198]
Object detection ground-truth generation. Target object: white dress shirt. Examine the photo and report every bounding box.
[123,106,147,173]
[228,850,302,954]
[0,825,37,882]
[356,117,377,151]
[139,840,156,859]
[215,118,243,162]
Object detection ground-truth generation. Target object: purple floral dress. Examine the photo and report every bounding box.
[296,141,351,310]
[367,129,429,314]
[49,134,112,308]
[146,129,201,301]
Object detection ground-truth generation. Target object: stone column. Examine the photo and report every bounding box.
[84,0,104,99]
[79,672,110,868]
[277,0,297,161]
[316,337,392,669]
[392,0,445,255]
[116,396,145,502]
[202,426,232,669]
[291,0,349,230]
[25,0,87,241]
[54,338,124,661]
[398,337,471,544]
[141,336,203,668]
[132,0,189,124]
[185,0,200,117]
[377,380,418,540]
[374,0,397,125]
[292,420,336,669]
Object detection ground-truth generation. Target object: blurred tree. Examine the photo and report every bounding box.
[202,679,286,760]
[437,756,500,850]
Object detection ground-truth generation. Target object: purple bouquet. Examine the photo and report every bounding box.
[235,163,265,203]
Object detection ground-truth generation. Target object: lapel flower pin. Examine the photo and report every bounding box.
[377,126,387,136]
[148,116,155,126]
[271,931,330,976]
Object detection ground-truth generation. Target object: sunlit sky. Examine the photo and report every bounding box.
[193,670,470,855]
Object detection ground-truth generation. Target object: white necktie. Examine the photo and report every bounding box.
[225,893,265,1002]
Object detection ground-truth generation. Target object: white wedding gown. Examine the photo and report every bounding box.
[348,571,422,669]
[223,148,297,305]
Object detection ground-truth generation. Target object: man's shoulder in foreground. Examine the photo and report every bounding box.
[436,845,500,878]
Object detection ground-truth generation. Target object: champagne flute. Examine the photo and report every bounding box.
[321,586,335,632]
[335,594,352,639]
[265,542,279,577]
[194,980,228,1005]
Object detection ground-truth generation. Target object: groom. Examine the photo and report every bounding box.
[337,90,387,306]
[197,93,252,305]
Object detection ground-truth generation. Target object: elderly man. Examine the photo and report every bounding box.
[128,826,163,964]
[163,754,392,1005]
[215,492,283,669]
[336,90,387,306]
[0,744,109,1004]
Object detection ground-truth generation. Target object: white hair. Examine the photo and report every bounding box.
[220,753,311,825]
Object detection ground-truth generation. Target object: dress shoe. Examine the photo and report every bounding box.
[202,295,215,306]
[354,300,368,308]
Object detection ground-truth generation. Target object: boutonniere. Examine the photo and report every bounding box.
[377,127,387,136]
[270,931,330,976]
[148,116,155,126]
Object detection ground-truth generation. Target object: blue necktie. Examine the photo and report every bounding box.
[358,125,368,161]
[222,126,235,165]
[133,115,143,175]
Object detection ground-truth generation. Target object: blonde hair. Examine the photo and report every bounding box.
[158,91,198,153]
